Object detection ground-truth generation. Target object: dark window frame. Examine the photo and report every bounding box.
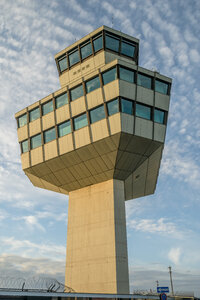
[137,72,153,90]
[89,104,106,124]
[30,133,42,150]
[155,78,170,95]
[42,100,54,116]
[43,127,56,144]
[154,107,167,124]
[58,120,71,137]
[55,92,68,109]
[102,66,118,85]
[21,139,29,153]
[70,84,84,102]
[80,39,93,60]
[135,102,152,121]
[119,65,136,83]
[18,113,27,128]
[120,97,134,115]
[73,112,88,131]
[57,54,68,73]
[85,75,101,94]
[29,107,40,122]
[68,47,80,67]
[107,98,120,116]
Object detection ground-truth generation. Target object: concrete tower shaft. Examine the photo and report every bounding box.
[15,26,172,294]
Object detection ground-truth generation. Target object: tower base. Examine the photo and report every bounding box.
[65,179,129,294]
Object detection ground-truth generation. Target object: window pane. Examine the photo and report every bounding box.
[58,56,68,72]
[74,113,88,130]
[138,74,152,89]
[18,114,27,127]
[121,41,135,57]
[30,107,40,122]
[69,49,79,66]
[58,121,71,137]
[155,80,169,95]
[105,34,120,52]
[42,101,53,115]
[154,109,165,124]
[22,140,28,153]
[70,85,84,101]
[136,103,151,120]
[81,42,92,59]
[107,99,119,116]
[119,67,134,83]
[90,105,105,123]
[121,98,133,115]
[93,35,103,52]
[31,134,42,149]
[86,76,100,93]
[56,93,68,109]
[102,67,117,85]
[44,128,56,143]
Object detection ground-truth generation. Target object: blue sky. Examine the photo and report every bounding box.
[0,0,200,296]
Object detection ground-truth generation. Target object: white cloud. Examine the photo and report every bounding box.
[128,218,182,238]
[168,247,181,265]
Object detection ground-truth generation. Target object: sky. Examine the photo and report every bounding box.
[0,0,200,296]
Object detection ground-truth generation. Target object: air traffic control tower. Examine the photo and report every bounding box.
[15,26,171,294]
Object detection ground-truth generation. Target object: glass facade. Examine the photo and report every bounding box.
[155,80,169,95]
[58,121,71,137]
[22,140,28,153]
[18,114,27,128]
[138,74,152,89]
[86,76,100,93]
[107,99,119,116]
[119,66,134,83]
[81,42,92,59]
[69,49,79,66]
[42,101,53,116]
[121,41,135,57]
[29,107,40,122]
[136,103,151,120]
[56,93,68,108]
[70,85,84,101]
[31,134,42,149]
[58,56,68,72]
[102,67,117,85]
[154,109,165,124]
[74,113,88,130]
[105,34,120,52]
[44,128,56,143]
[93,35,103,52]
[121,98,133,115]
[90,105,105,123]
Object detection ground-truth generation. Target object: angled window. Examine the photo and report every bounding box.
[55,93,68,109]
[80,41,92,59]
[138,73,152,89]
[119,66,135,83]
[121,98,133,115]
[29,107,40,122]
[105,33,120,52]
[74,113,88,130]
[18,114,27,128]
[69,48,80,67]
[107,98,119,116]
[136,103,151,120]
[21,140,28,153]
[121,40,135,57]
[90,105,105,124]
[102,67,117,85]
[93,34,103,52]
[44,127,56,143]
[70,85,84,101]
[58,55,68,72]
[31,134,42,149]
[58,120,71,137]
[42,100,53,116]
[154,108,165,124]
[155,79,169,95]
[86,76,100,93]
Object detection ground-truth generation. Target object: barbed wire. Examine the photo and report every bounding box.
[0,276,75,293]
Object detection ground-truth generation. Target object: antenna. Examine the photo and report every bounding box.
[168,266,174,295]
[111,15,114,28]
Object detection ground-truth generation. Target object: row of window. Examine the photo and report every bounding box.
[17,66,170,128]
[20,98,166,153]
[57,31,138,73]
